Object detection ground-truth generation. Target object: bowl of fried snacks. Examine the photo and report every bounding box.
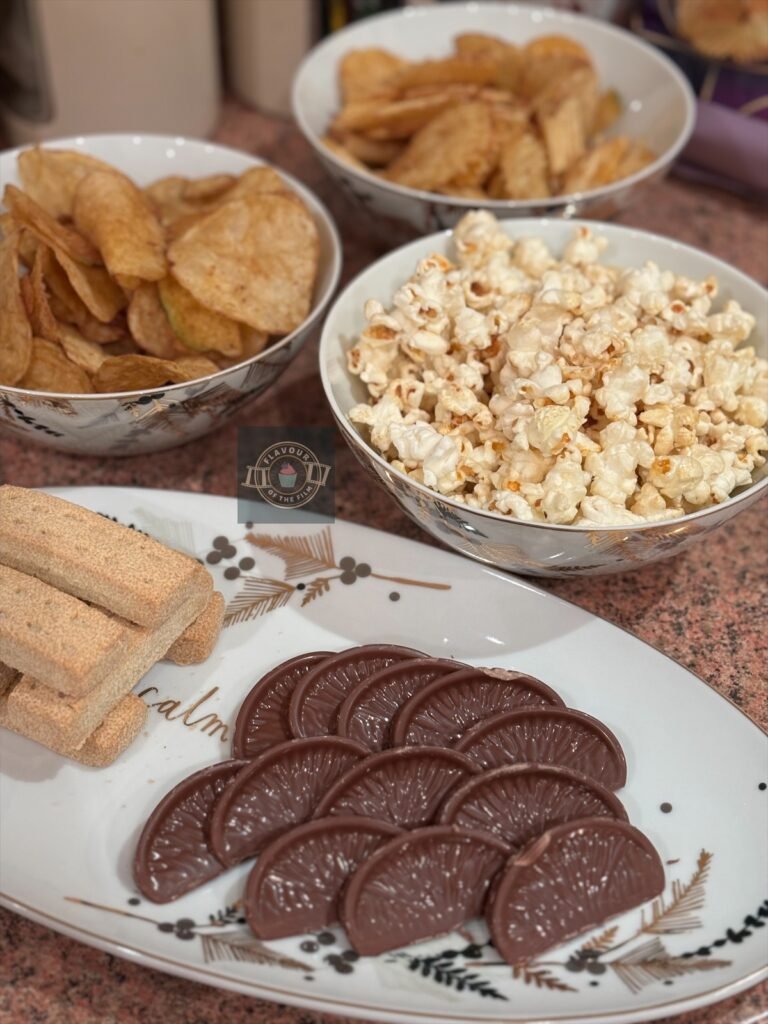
[0,134,342,455]
[293,2,695,239]
[319,213,768,576]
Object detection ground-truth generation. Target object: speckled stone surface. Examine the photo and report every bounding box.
[0,100,766,1024]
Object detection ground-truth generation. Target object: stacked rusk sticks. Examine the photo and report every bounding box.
[0,486,224,766]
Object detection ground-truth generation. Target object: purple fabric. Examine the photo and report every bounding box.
[682,101,768,194]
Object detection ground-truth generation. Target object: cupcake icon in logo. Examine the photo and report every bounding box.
[278,461,298,491]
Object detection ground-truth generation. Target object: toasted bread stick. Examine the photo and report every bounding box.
[6,588,208,750]
[0,565,134,697]
[165,591,225,665]
[0,681,147,767]
[0,485,212,628]
[0,662,19,697]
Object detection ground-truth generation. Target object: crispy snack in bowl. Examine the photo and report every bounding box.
[324,31,655,200]
[0,147,321,394]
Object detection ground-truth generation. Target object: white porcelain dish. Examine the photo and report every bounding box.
[319,217,768,577]
[0,487,766,1024]
[293,2,696,239]
[0,134,342,455]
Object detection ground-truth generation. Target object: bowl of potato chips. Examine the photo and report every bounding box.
[293,2,695,240]
[0,134,341,455]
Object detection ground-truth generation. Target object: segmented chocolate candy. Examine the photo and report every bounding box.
[232,651,332,758]
[289,644,423,738]
[455,707,627,789]
[341,825,510,956]
[244,816,401,939]
[487,818,665,963]
[133,759,248,903]
[209,737,367,866]
[313,746,479,828]
[391,667,563,748]
[336,657,464,750]
[438,763,628,850]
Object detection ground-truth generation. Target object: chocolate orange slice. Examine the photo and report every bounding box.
[209,737,367,867]
[134,759,248,903]
[336,657,464,750]
[245,816,401,939]
[340,826,510,956]
[487,818,665,963]
[289,644,423,738]
[232,651,332,758]
[438,763,628,850]
[454,707,627,789]
[391,667,563,748]
[313,746,479,828]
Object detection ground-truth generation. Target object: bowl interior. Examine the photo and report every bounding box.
[320,218,768,524]
[294,2,694,200]
[0,133,341,398]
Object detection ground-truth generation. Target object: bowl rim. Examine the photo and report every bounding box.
[0,132,343,401]
[319,214,768,535]
[292,0,697,213]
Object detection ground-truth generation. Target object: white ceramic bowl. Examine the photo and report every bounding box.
[0,133,342,456]
[293,2,696,241]
[320,219,768,577]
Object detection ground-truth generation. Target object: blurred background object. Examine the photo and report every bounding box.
[0,0,220,144]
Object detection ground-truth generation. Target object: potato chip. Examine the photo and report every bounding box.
[386,102,495,191]
[487,132,550,199]
[331,91,466,141]
[339,48,405,103]
[524,35,592,62]
[19,337,92,393]
[17,146,116,220]
[3,184,100,266]
[42,248,126,342]
[182,174,236,203]
[329,132,404,167]
[0,231,33,385]
[158,275,242,357]
[453,34,522,91]
[592,90,622,137]
[57,323,107,374]
[535,67,598,175]
[127,283,182,358]
[92,354,218,393]
[319,136,370,172]
[23,248,61,342]
[389,56,499,92]
[168,194,319,335]
[73,170,166,282]
[562,136,632,192]
[53,248,127,323]
[224,166,291,202]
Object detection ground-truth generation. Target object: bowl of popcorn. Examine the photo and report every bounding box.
[293,2,695,241]
[319,213,767,576]
[0,134,341,455]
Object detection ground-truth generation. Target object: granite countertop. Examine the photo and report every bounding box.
[0,100,766,1024]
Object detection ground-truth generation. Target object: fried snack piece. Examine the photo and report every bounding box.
[0,685,148,768]
[535,66,599,176]
[331,90,471,141]
[73,170,167,284]
[169,194,319,334]
[454,33,522,91]
[340,48,405,103]
[487,131,550,200]
[320,135,370,172]
[592,90,622,137]
[0,485,213,629]
[0,231,33,385]
[677,0,768,63]
[127,282,182,358]
[330,132,404,167]
[92,353,219,392]
[563,137,654,193]
[52,248,127,323]
[41,248,126,342]
[389,55,500,92]
[386,102,495,192]
[159,275,242,357]
[18,146,116,220]
[22,247,60,342]
[57,323,108,374]
[165,591,225,665]
[19,337,92,393]
[3,184,100,266]
[6,589,207,750]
